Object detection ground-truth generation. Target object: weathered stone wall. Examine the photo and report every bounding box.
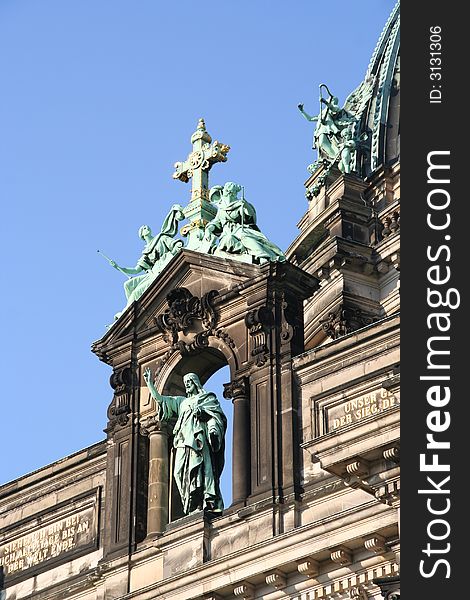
[0,442,106,599]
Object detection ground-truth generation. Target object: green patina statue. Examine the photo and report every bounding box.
[337,126,357,174]
[101,121,287,325]
[298,84,359,163]
[143,369,227,515]
[298,78,375,181]
[107,204,185,316]
[203,181,286,264]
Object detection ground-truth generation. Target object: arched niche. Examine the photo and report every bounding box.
[160,347,230,397]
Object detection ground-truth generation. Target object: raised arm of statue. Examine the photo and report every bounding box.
[143,368,183,421]
[107,224,156,278]
[143,368,162,401]
[116,263,145,275]
[97,250,135,278]
[143,368,167,420]
[298,103,318,122]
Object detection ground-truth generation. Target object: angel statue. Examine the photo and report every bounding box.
[298,77,375,174]
[101,204,185,318]
[337,126,358,174]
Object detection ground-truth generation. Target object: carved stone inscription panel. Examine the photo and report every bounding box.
[312,378,400,437]
[326,388,399,432]
[0,489,100,581]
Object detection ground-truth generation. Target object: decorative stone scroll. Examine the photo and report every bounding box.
[105,366,133,433]
[233,582,255,599]
[297,557,320,578]
[364,534,387,555]
[330,546,353,566]
[265,569,287,589]
[155,287,219,355]
[245,306,274,366]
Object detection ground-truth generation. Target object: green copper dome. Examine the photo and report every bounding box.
[360,1,400,175]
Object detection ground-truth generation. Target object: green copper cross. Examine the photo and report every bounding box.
[173,118,230,249]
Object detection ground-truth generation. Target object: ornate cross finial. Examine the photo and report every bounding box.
[173,119,230,249]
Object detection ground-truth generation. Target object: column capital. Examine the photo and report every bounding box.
[140,416,168,436]
[223,376,249,400]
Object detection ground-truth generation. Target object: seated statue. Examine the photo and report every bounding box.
[204,182,285,264]
[108,204,185,317]
[143,370,227,515]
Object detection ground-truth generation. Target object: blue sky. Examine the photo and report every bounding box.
[0,0,397,501]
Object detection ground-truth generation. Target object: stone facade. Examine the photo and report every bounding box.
[0,6,400,600]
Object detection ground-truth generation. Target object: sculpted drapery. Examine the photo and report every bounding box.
[144,370,227,515]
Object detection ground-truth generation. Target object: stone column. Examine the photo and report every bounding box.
[224,377,250,504]
[141,417,169,536]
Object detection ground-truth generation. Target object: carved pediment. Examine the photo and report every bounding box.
[91,250,262,363]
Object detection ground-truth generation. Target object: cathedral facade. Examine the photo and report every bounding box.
[0,5,400,600]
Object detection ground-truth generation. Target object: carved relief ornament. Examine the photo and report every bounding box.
[245,306,274,366]
[320,304,375,340]
[105,367,133,433]
[155,287,220,355]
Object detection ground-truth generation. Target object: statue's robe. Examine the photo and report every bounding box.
[210,199,285,262]
[159,391,227,514]
[123,206,184,302]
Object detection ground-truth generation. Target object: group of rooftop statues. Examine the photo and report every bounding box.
[298,78,375,181]
[104,181,285,319]
[104,75,375,318]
